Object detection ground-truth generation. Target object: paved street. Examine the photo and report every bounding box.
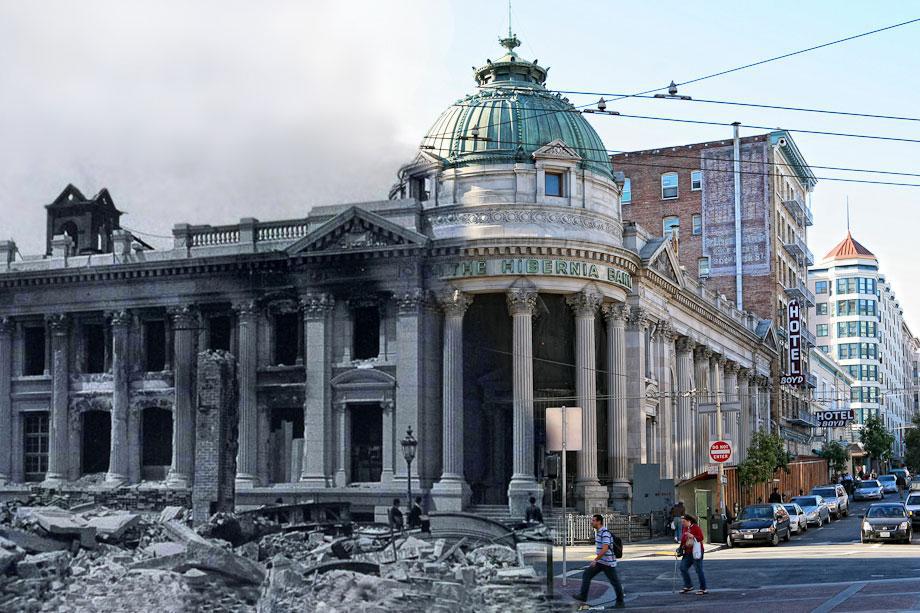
[551,497,920,611]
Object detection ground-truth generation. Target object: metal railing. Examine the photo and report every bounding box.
[783,236,815,266]
[550,512,667,545]
[782,197,814,227]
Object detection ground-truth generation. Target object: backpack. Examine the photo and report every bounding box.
[611,533,624,559]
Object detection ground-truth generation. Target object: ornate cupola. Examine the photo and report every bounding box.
[45,184,123,256]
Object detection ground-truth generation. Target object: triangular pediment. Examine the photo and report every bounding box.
[756,319,779,351]
[533,139,581,161]
[641,238,683,288]
[285,206,428,255]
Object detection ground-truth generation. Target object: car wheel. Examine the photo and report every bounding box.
[860,534,866,544]
[771,532,779,546]
[726,534,733,548]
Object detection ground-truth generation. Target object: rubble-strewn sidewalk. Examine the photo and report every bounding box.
[0,497,557,612]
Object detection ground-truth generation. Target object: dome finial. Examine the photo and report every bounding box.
[499,0,520,53]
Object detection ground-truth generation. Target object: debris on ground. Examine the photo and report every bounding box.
[0,499,554,612]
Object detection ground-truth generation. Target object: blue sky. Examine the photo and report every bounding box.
[1,1,918,326]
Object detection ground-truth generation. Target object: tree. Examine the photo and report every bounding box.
[903,413,920,474]
[817,440,849,478]
[738,431,793,502]
[860,414,895,472]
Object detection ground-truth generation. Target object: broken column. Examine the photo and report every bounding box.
[106,310,130,485]
[193,350,238,526]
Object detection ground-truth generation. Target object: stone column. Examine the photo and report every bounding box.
[506,287,541,517]
[395,289,425,484]
[334,401,349,486]
[603,303,630,510]
[712,356,726,449]
[675,337,695,481]
[431,289,472,511]
[300,292,334,486]
[723,361,739,465]
[625,307,650,479]
[738,369,751,462]
[656,323,676,479]
[0,318,12,484]
[234,300,259,487]
[44,314,69,485]
[167,306,197,488]
[694,346,711,472]
[105,310,131,484]
[567,291,607,513]
[381,400,395,483]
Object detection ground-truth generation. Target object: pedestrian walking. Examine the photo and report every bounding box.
[896,473,907,499]
[524,496,544,524]
[573,514,625,609]
[672,500,686,543]
[678,514,707,596]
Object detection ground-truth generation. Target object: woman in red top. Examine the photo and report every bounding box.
[678,514,707,595]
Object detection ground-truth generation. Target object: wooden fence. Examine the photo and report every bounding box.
[724,457,829,511]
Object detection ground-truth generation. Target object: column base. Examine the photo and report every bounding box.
[334,470,348,488]
[40,473,64,489]
[299,474,330,487]
[165,471,190,488]
[430,476,471,511]
[507,478,543,520]
[575,481,609,514]
[608,481,632,513]
[104,472,127,487]
[235,474,259,489]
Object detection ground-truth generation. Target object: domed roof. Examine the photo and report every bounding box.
[824,231,876,261]
[419,35,612,179]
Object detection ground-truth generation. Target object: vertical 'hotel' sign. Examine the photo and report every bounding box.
[781,300,805,386]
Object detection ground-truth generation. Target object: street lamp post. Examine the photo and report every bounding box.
[401,427,418,515]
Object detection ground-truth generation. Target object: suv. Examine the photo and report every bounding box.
[811,484,849,519]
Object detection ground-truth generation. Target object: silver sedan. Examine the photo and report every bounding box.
[791,495,831,527]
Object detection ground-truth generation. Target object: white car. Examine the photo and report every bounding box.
[783,503,808,535]
[878,474,899,495]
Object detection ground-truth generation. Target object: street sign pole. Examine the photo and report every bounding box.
[716,381,726,518]
[561,405,567,587]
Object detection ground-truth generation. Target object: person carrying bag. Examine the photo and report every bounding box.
[678,514,707,595]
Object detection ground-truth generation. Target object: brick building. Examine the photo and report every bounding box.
[611,131,818,454]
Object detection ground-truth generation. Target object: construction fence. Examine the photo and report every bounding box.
[723,458,830,511]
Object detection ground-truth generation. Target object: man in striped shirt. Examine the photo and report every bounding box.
[574,514,625,608]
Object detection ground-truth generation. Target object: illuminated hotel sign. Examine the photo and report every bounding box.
[449,258,633,291]
[781,300,805,386]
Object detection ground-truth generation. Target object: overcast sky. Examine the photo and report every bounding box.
[1,1,918,327]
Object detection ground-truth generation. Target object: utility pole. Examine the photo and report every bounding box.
[716,374,726,517]
[732,121,743,310]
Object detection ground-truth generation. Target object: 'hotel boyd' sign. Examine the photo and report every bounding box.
[781,300,805,386]
[448,258,633,291]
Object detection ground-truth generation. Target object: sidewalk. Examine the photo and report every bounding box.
[552,537,726,562]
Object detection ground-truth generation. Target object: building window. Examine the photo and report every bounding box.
[83,323,106,374]
[144,320,166,372]
[208,316,232,352]
[661,172,678,199]
[815,280,829,294]
[816,324,828,337]
[621,178,631,204]
[23,326,46,376]
[691,214,702,235]
[545,172,564,197]
[662,215,680,237]
[818,345,830,355]
[273,312,300,366]
[23,412,49,482]
[698,257,710,277]
[816,302,828,315]
[353,305,381,360]
[691,170,702,191]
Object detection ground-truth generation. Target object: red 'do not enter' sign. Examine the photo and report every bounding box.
[709,440,732,463]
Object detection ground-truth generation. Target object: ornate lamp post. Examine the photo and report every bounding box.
[401,427,418,511]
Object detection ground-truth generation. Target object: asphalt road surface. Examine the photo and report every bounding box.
[552,495,920,611]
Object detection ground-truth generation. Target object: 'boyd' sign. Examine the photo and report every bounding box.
[781,300,805,386]
[815,409,854,428]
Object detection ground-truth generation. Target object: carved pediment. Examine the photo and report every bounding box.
[756,319,779,351]
[533,139,582,161]
[285,207,428,255]
[641,238,683,289]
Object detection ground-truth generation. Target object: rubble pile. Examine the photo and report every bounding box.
[0,501,554,612]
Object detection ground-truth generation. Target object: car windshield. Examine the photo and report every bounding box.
[740,506,774,519]
[859,481,881,488]
[814,488,837,497]
[783,505,798,514]
[879,475,896,482]
[867,505,906,518]
[907,495,920,506]
[793,497,818,507]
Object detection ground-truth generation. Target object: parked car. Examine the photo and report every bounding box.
[861,503,912,544]
[783,503,808,535]
[905,492,920,526]
[791,495,831,527]
[878,474,899,495]
[854,479,885,501]
[727,503,792,547]
[811,484,849,518]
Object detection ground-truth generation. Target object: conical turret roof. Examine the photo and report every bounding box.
[824,232,876,260]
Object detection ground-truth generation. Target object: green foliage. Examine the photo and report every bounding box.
[860,414,895,464]
[817,440,849,475]
[903,413,920,474]
[738,430,793,488]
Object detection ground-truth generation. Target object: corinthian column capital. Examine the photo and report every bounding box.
[506,288,537,316]
[0,316,13,336]
[46,313,69,334]
[300,292,335,318]
[438,288,473,317]
[107,310,132,329]
[602,302,630,324]
[566,291,602,317]
[676,336,696,353]
[168,305,198,329]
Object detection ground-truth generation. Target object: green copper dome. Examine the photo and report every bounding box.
[420,35,612,179]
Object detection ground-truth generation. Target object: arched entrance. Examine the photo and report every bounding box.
[82,410,111,474]
[141,407,173,480]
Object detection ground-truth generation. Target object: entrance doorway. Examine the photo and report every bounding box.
[82,410,111,474]
[349,403,382,483]
[141,407,173,480]
[269,406,305,483]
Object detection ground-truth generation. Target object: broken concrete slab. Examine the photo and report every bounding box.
[14,507,96,549]
[0,537,26,574]
[144,542,187,558]
[15,550,71,580]
[158,506,185,523]
[0,527,69,554]
[162,520,211,547]
[85,512,140,541]
[436,537,467,564]
[177,541,266,586]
